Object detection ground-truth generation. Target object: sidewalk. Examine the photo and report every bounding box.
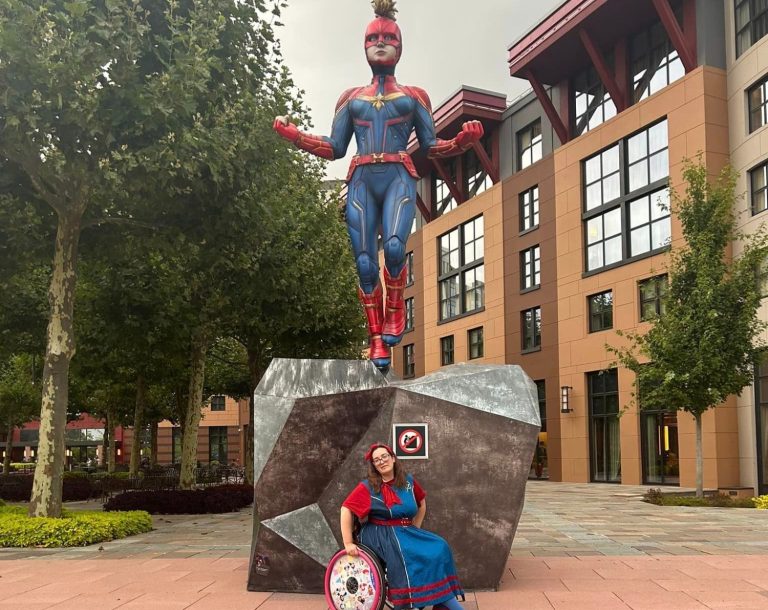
[0,481,767,609]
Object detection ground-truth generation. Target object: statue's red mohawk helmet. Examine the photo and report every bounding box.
[365,0,402,67]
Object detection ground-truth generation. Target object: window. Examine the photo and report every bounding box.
[440,336,454,366]
[520,185,540,232]
[639,275,668,321]
[432,158,458,217]
[468,327,484,360]
[405,297,415,332]
[209,426,228,464]
[572,61,617,136]
[736,0,768,58]
[172,427,182,464]
[751,160,768,215]
[438,216,484,321]
[535,380,546,433]
[584,120,670,272]
[749,76,768,133]
[403,344,415,378]
[464,136,493,198]
[406,251,414,285]
[630,18,684,103]
[588,291,613,332]
[759,257,768,297]
[521,307,542,352]
[517,120,542,170]
[588,369,621,483]
[520,245,541,291]
[211,395,225,411]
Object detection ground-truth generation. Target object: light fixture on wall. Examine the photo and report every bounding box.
[116,448,122,456]
[560,386,573,413]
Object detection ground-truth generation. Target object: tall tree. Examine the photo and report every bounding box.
[0,354,40,474]
[609,161,768,497]
[0,0,284,515]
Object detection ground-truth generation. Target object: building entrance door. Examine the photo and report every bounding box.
[641,411,679,485]
[757,362,768,495]
[588,369,621,483]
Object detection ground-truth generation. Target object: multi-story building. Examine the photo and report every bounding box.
[388,0,768,494]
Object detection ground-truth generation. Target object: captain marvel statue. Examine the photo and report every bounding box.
[273,0,483,371]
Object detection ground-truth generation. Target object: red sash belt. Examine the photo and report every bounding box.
[346,151,419,182]
[369,517,413,526]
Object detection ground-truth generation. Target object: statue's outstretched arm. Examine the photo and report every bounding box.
[407,85,484,159]
[273,88,358,160]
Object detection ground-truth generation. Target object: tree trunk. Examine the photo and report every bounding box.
[107,407,116,474]
[101,414,109,467]
[3,421,13,475]
[245,348,263,487]
[150,420,158,466]
[129,375,146,477]
[179,328,208,489]
[695,411,703,498]
[29,213,82,518]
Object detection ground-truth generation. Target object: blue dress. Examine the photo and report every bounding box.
[351,475,463,609]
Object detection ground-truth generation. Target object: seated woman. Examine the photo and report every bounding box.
[340,443,464,610]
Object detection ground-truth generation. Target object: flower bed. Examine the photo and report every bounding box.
[103,483,253,514]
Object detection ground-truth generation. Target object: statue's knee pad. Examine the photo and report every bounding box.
[382,236,405,270]
[356,253,379,291]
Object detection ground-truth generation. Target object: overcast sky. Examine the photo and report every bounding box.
[276,0,563,180]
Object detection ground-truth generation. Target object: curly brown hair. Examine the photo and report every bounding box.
[366,444,407,493]
[371,0,398,21]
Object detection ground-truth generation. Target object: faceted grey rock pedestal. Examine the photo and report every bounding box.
[247,359,540,594]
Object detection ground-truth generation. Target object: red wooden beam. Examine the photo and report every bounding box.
[431,158,465,206]
[578,29,626,112]
[471,141,500,184]
[651,0,696,72]
[415,193,432,223]
[524,68,569,145]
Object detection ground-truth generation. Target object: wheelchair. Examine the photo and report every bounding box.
[324,542,393,610]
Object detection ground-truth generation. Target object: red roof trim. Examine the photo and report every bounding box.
[507,0,607,76]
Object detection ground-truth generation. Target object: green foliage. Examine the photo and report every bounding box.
[0,354,40,429]
[0,506,152,547]
[754,495,768,509]
[643,488,756,508]
[609,161,768,417]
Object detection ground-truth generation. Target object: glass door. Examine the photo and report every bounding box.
[588,369,621,483]
[757,362,768,495]
[641,411,679,485]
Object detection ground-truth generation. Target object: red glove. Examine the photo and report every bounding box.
[273,116,299,143]
[454,120,484,150]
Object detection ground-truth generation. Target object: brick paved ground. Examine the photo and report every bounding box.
[1,481,767,609]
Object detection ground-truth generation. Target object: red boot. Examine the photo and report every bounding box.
[358,284,390,369]
[382,266,408,346]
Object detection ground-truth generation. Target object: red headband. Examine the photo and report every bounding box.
[364,443,394,461]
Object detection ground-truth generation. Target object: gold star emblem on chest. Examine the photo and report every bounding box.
[358,92,405,111]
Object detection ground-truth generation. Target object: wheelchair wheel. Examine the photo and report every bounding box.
[324,543,387,610]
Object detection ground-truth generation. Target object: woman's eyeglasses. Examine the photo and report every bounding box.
[371,455,393,465]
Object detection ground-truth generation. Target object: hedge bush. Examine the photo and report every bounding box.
[0,475,96,502]
[104,483,253,514]
[643,488,756,508]
[0,506,152,547]
[755,495,768,509]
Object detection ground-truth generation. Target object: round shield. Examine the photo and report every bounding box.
[324,544,387,610]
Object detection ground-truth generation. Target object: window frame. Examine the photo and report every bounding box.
[208,426,228,464]
[437,216,485,323]
[736,0,768,58]
[432,157,459,217]
[210,395,226,412]
[519,185,540,233]
[521,306,542,353]
[405,297,415,333]
[517,119,543,170]
[403,344,415,378]
[468,327,484,360]
[582,119,671,275]
[572,60,617,136]
[638,274,668,321]
[520,245,541,292]
[440,335,455,366]
[588,290,614,333]
[630,17,685,104]
[535,380,546,433]
[751,159,768,216]
[749,75,768,133]
[405,251,414,285]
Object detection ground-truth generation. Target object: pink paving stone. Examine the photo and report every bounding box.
[185,591,273,610]
[615,590,709,610]
[116,591,210,609]
[595,567,690,580]
[0,582,79,605]
[47,592,145,610]
[511,565,603,579]
[544,590,632,609]
[0,578,46,599]
[676,565,768,582]
[688,590,768,608]
[500,578,568,592]
[0,603,51,610]
[475,590,555,610]
[561,578,666,593]
[256,593,329,610]
[697,556,768,570]
[745,579,768,590]
[653,578,763,592]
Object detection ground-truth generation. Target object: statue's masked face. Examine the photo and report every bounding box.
[364,17,402,68]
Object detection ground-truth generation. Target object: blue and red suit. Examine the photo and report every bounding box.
[274,10,483,369]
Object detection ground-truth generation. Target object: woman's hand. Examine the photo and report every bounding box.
[344,542,360,557]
